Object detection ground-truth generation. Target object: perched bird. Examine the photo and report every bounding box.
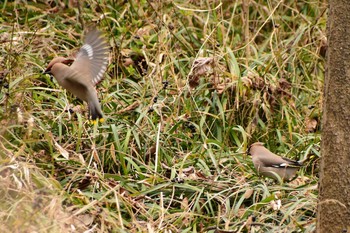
[44,28,109,122]
[248,142,302,181]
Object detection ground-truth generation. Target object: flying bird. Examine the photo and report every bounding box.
[248,142,302,181]
[44,28,109,123]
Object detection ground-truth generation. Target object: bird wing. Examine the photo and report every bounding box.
[259,154,301,168]
[61,70,91,102]
[70,29,109,86]
[279,156,302,167]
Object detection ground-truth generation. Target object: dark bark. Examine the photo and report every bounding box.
[317,1,350,232]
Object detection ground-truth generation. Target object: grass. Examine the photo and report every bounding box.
[0,0,325,232]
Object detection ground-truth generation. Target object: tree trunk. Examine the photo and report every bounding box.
[317,1,350,232]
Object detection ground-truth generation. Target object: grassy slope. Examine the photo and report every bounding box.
[0,0,325,232]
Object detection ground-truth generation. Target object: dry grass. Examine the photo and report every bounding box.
[0,0,325,232]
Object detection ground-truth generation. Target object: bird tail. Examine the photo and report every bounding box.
[88,100,104,123]
[297,153,317,166]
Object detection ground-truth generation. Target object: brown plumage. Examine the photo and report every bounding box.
[248,142,302,181]
[44,28,109,122]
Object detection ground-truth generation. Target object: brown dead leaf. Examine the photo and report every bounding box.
[215,83,227,94]
[123,57,134,67]
[72,105,83,115]
[68,0,79,8]
[270,199,282,210]
[182,166,195,176]
[51,136,69,159]
[47,6,60,13]
[145,144,157,160]
[305,117,318,133]
[189,57,214,88]
[244,215,254,232]
[77,177,91,190]
[78,213,94,226]
[243,189,254,199]
[278,78,292,90]
[0,69,9,79]
[195,171,207,179]
[237,207,246,218]
[181,197,189,210]
[120,49,133,57]
[241,76,252,86]
[289,176,311,186]
[70,213,95,229]
[189,57,233,93]
[136,24,157,38]
[192,57,214,76]
[189,74,200,88]
[247,72,265,90]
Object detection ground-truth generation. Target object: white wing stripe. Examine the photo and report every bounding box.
[81,44,94,60]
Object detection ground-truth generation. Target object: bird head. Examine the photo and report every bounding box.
[248,142,265,155]
[43,57,75,74]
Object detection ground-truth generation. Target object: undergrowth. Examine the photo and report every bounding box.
[0,0,325,232]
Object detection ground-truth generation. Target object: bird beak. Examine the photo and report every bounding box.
[42,58,74,75]
[43,69,51,75]
[246,145,252,155]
